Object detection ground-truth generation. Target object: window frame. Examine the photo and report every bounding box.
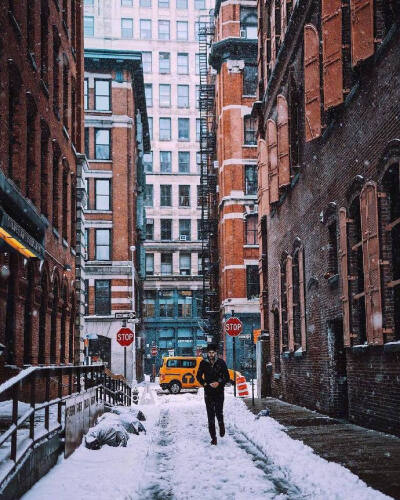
[159,117,171,141]
[177,84,189,108]
[94,280,111,316]
[161,219,172,240]
[121,17,134,39]
[160,150,172,172]
[159,84,171,108]
[95,229,112,261]
[159,52,170,74]
[176,20,189,40]
[158,20,170,40]
[160,184,172,207]
[95,178,111,211]
[177,53,189,74]
[178,117,190,141]
[94,79,111,111]
[94,128,111,160]
[246,264,260,299]
[140,19,152,39]
[178,151,190,173]
[84,16,94,37]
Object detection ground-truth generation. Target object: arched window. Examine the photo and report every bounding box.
[293,248,301,347]
[23,261,35,365]
[277,95,290,188]
[279,254,288,350]
[348,196,366,344]
[273,308,281,373]
[381,163,400,340]
[60,284,68,364]
[304,24,321,142]
[50,276,60,364]
[38,269,48,364]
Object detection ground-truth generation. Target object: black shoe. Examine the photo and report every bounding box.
[211,437,217,445]
[219,422,225,437]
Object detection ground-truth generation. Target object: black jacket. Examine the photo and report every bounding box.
[196,357,230,394]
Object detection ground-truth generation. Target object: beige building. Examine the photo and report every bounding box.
[84,0,213,372]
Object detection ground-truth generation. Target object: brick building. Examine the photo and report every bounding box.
[0,0,85,379]
[255,0,400,434]
[203,0,259,373]
[83,49,150,382]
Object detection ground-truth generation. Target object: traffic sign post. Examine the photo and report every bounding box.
[117,327,134,380]
[225,312,243,397]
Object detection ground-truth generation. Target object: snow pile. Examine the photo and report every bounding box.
[225,397,390,500]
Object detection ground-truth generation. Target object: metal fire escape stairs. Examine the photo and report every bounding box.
[198,16,220,342]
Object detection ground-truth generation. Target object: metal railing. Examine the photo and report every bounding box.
[0,364,132,491]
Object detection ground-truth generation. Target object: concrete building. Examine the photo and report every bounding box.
[255,0,400,435]
[0,0,85,379]
[201,0,259,375]
[84,0,213,374]
[83,49,150,381]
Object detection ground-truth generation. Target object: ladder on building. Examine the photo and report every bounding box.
[198,16,220,341]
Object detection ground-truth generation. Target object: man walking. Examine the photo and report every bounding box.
[196,343,230,445]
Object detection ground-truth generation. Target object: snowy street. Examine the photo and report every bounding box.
[22,385,390,500]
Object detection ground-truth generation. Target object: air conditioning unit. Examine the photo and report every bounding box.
[240,29,247,38]
[180,235,187,241]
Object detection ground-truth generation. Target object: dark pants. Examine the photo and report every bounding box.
[205,391,224,439]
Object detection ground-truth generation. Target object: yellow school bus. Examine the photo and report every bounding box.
[159,356,241,394]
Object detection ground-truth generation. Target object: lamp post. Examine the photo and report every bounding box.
[130,245,137,386]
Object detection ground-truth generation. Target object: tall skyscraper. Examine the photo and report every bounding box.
[84,0,212,375]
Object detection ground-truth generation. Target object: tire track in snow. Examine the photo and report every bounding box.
[228,426,310,499]
[137,407,176,500]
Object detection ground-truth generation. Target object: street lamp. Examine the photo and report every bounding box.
[130,245,137,386]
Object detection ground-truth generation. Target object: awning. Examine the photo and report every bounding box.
[0,209,45,259]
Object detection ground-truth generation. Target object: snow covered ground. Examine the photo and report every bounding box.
[22,385,391,500]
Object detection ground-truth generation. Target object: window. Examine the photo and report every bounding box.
[145,253,154,275]
[143,151,153,173]
[178,290,192,317]
[195,0,205,8]
[95,229,111,260]
[160,184,172,206]
[178,118,190,140]
[143,290,156,317]
[243,64,257,95]
[121,0,133,5]
[140,19,152,39]
[159,0,169,6]
[179,219,191,240]
[95,179,111,210]
[159,118,171,140]
[159,84,171,107]
[84,16,94,37]
[142,52,152,73]
[195,54,200,74]
[95,280,111,315]
[198,252,204,274]
[140,0,151,6]
[158,20,170,39]
[195,21,201,40]
[95,79,111,111]
[197,185,204,208]
[197,218,203,239]
[121,18,133,38]
[177,53,189,74]
[95,129,110,160]
[180,253,191,275]
[161,253,172,275]
[144,184,153,207]
[160,151,172,172]
[246,265,259,299]
[244,115,257,145]
[85,0,94,4]
[245,215,257,245]
[195,85,200,108]
[179,185,190,207]
[240,7,257,39]
[161,219,172,240]
[196,118,200,142]
[148,117,153,140]
[159,290,174,317]
[196,152,201,173]
[145,84,153,107]
[159,52,170,74]
[84,79,89,109]
[177,21,188,40]
[177,0,187,8]
[178,152,190,173]
[245,164,257,194]
[166,358,179,367]
[177,85,189,108]
[85,127,89,157]
[145,218,154,240]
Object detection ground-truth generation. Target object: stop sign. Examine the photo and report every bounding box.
[151,346,158,356]
[225,317,243,337]
[116,327,134,347]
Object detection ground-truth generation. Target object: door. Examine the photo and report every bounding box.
[329,319,349,418]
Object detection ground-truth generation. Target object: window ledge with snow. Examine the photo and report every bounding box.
[384,341,400,353]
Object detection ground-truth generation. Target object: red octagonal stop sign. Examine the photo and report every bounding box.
[116,327,134,347]
[225,317,243,337]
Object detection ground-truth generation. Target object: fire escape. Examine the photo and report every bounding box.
[198,16,220,343]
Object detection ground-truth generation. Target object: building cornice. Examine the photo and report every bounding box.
[209,38,257,71]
